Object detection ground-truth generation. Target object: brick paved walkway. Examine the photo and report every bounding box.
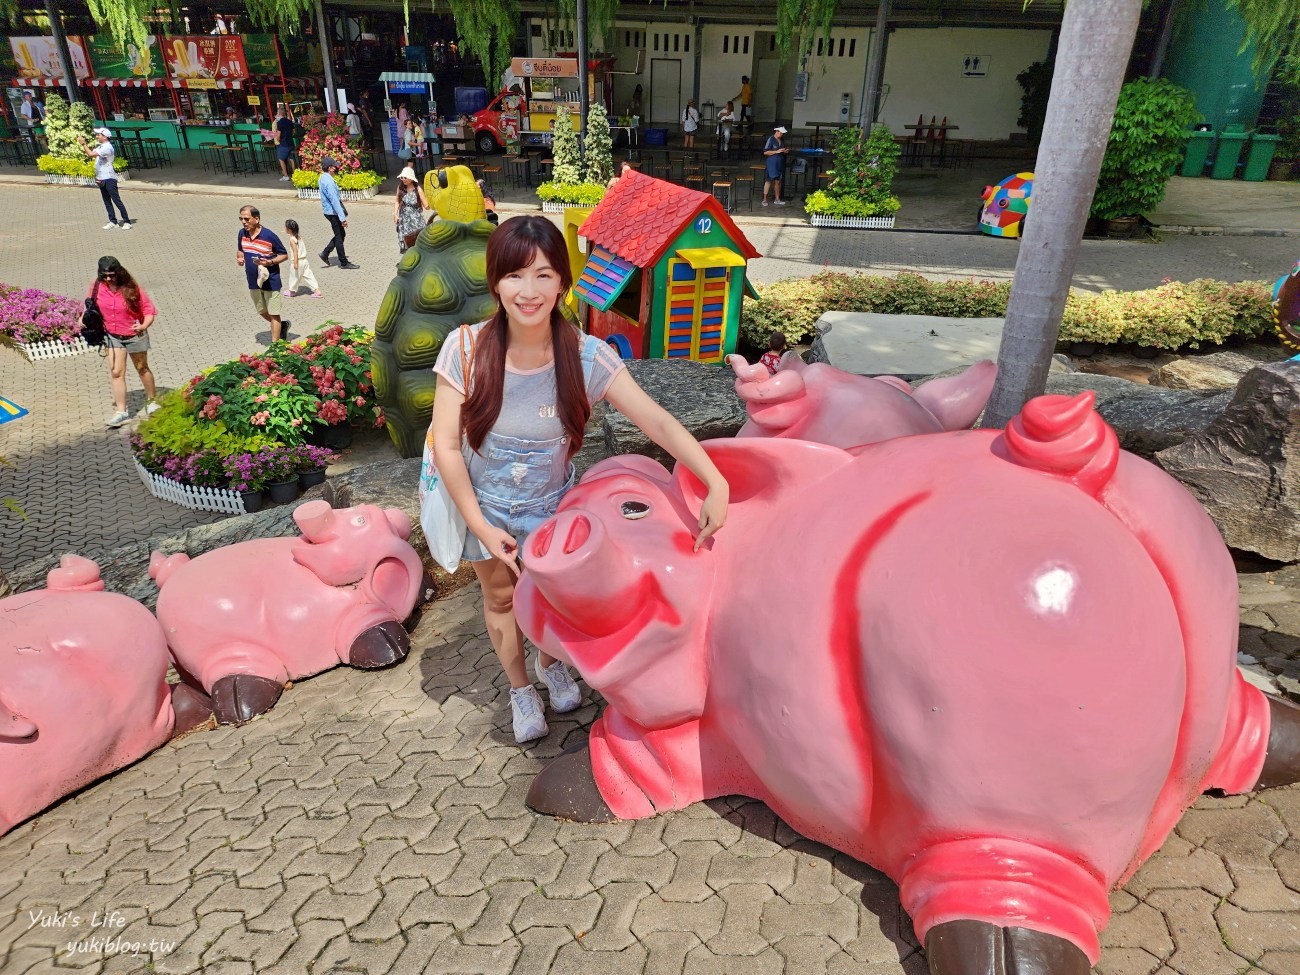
[1,581,1298,975]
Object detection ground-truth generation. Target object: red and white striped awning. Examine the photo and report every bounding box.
[17,76,244,90]
[9,77,69,88]
[84,78,175,88]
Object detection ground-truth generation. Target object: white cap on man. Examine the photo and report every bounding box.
[93,127,112,138]
[774,125,788,134]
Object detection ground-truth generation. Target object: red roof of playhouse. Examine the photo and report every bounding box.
[578,170,761,268]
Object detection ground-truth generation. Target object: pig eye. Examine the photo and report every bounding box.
[620,500,651,520]
[352,515,367,527]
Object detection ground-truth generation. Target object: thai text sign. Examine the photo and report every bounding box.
[162,36,247,80]
[512,58,578,79]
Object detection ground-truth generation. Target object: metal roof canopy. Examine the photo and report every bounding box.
[378,71,437,84]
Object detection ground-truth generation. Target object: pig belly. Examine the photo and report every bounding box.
[157,545,348,685]
[0,595,173,834]
[856,473,1187,888]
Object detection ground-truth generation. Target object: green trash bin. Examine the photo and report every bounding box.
[1211,124,1250,179]
[1243,131,1282,181]
[1181,128,1215,177]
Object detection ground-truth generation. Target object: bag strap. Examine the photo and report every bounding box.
[89,280,101,307]
[459,323,478,395]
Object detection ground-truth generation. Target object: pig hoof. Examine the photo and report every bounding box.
[169,683,215,736]
[1257,695,1300,789]
[925,920,1089,975]
[210,675,284,726]
[349,620,411,669]
[526,741,618,823]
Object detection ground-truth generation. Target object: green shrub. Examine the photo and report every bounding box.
[37,154,128,178]
[823,124,901,205]
[292,168,383,191]
[536,181,607,206]
[740,271,1273,351]
[1090,79,1200,219]
[133,390,279,467]
[804,191,900,219]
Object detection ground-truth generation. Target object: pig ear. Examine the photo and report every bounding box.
[912,360,997,431]
[673,437,852,508]
[583,454,673,486]
[384,508,413,540]
[293,499,337,541]
[46,554,104,592]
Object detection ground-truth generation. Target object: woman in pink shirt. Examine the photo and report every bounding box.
[91,256,159,428]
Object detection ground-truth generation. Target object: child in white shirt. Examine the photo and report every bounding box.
[282,219,322,298]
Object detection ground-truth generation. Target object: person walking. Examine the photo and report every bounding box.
[345,103,363,139]
[77,128,132,230]
[682,98,700,149]
[734,75,753,123]
[236,205,290,342]
[282,219,321,298]
[761,124,789,207]
[317,157,358,269]
[426,215,729,743]
[273,104,295,181]
[394,166,428,254]
[93,256,159,428]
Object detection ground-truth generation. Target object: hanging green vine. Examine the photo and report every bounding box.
[243,0,317,37]
[84,0,153,55]
[775,0,838,64]
[549,0,619,52]
[425,0,517,90]
[1228,0,1300,75]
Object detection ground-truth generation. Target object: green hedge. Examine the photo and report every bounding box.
[740,271,1274,351]
[37,154,128,177]
[291,168,383,191]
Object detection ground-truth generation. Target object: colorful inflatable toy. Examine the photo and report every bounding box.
[518,357,1300,975]
[1272,259,1300,351]
[372,165,498,457]
[979,171,1034,238]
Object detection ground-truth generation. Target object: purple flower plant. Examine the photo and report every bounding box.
[0,284,85,344]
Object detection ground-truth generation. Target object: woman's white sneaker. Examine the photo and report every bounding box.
[510,685,549,743]
[535,658,582,713]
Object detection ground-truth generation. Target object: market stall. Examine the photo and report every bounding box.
[379,71,437,154]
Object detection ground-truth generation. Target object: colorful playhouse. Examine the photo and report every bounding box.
[572,170,761,363]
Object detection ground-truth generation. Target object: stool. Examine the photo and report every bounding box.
[711,180,732,212]
[143,137,170,167]
[480,164,502,194]
[221,145,249,176]
[200,143,224,173]
[731,174,755,210]
[685,170,705,191]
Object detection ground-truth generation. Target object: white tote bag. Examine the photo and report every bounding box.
[419,432,467,573]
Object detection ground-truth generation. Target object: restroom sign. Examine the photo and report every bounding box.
[962,55,989,77]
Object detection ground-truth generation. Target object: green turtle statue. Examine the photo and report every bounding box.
[372,165,498,457]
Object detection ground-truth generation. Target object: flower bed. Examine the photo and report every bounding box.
[296,185,379,202]
[741,270,1275,351]
[133,458,248,514]
[131,323,372,508]
[42,171,132,187]
[0,283,89,356]
[808,214,896,230]
[292,167,383,201]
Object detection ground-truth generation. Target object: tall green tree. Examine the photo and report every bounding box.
[583,102,613,185]
[982,0,1145,428]
[550,106,582,185]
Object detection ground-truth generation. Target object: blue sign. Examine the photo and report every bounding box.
[388,81,428,95]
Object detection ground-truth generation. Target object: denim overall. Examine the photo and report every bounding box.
[459,335,599,562]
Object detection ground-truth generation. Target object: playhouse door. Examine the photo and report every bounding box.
[665,260,728,363]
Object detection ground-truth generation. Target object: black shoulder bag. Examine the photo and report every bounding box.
[81,281,106,347]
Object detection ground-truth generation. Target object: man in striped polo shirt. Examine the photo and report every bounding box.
[236,204,290,343]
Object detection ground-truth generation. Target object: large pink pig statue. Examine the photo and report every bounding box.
[729,352,997,448]
[516,392,1300,975]
[151,500,424,726]
[1,556,212,836]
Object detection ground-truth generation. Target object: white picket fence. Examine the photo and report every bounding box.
[13,336,94,362]
[808,214,897,230]
[541,201,597,213]
[43,171,131,187]
[297,186,378,202]
[134,459,248,515]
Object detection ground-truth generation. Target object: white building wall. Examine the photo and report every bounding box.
[879,27,1053,141]
[790,29,873,129]
[699,26,756,121]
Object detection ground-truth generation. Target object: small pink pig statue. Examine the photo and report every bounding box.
[517,391,1300,975]
[0,556,212,836]
[729,353,997,449]
[151,500,424,726]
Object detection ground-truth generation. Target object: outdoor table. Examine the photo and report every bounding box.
[795,147,830,198]
[807,121,856,150]
[109,124,154,170]
[228,127,269,173]
[610,125,639,156]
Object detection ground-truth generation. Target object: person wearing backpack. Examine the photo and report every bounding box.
[91,256,159,428]
[682,98,700,149]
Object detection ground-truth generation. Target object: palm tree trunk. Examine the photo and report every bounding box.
[981,0,1144,429]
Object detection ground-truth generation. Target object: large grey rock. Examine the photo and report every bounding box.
[1043,372,1231,459]
[809,312,1005,378]
[603,358,746,468]
[1157,361,1300,562]
[1152,350,1274,391]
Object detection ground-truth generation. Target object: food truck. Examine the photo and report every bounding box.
[469,55,617,154]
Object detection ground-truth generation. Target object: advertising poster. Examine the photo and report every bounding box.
[162,36,248,80]
[10,36,91,79]
[241,35,280,76]
[88,34,161,78]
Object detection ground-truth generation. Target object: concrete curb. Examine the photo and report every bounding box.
[1152,223,1300,238]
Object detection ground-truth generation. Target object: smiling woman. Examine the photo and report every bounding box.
[423,214,731,744]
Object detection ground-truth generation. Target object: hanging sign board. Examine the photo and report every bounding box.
[88,35,162,78]
[246,95,261,106]
[511,57,578,79]
[387,80,427,94]
[10,36,91,79]
[241,35,280,75]
[162,36,248,80]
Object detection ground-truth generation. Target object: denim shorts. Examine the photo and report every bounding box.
[464,468,574,563]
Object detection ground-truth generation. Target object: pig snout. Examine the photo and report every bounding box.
[524,510,642,637]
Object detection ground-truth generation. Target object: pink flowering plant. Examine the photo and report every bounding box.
[294,444,338,474]
[0,283,85,345]
[296,112,367,174]
[265,323,385,428]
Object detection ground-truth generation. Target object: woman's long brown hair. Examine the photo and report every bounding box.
[462,215,587,460]
[97,255,141,317]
